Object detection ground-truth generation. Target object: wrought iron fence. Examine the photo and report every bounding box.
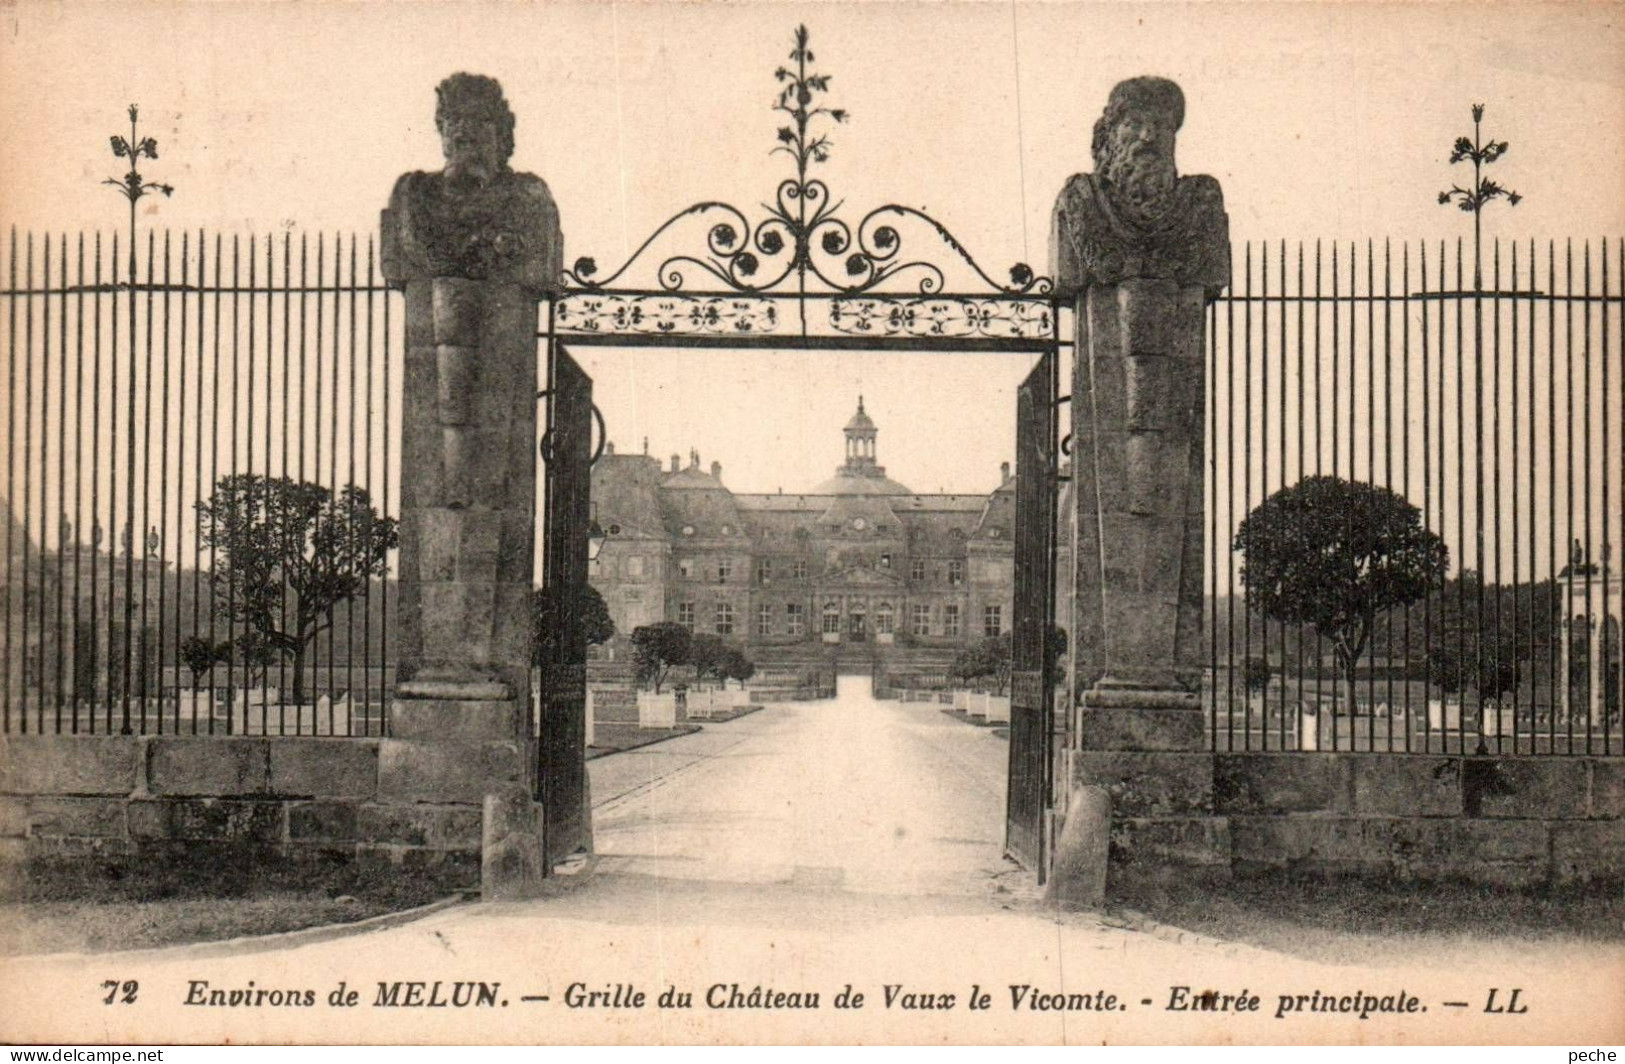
[7,226,1621,757]
[0,229,402,736]
[1207,238,1622,756]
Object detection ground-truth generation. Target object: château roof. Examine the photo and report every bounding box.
[806,470,914,496]
[662,467,727,491]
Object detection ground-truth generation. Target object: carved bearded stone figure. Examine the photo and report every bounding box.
[1052,77,1229,299]
[382,73,562,291]
[379,73,557,694]
[1055,76,1229,694]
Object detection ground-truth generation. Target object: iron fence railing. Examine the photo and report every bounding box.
[0,229,402,735]
[6,227,1621,758]
[1207,238,1622,756]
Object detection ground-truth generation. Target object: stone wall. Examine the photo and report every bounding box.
[0,734,498,893]
[1083,750,1624,890]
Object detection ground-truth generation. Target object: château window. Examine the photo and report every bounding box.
[717,559,732,583]
[757,602,773,637]
[984,605,1003,638]
[910,559,927,582]
[947,560,964,586]
[822,602,842,634]
[790,560,808,581]
[911,603,931,636]
[677,602,695,629]
[715,601,735,635]
[757,559,773,585]
[786,603,806,637]
[879,553,892,570]
[874,603,894,634]
[678,558,695,579]
[943,604,961,637]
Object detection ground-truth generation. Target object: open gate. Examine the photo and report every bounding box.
[529,23,1066,882]
[537,343,595,869]
[1006,351,1060,876]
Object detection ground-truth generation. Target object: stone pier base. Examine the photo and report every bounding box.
[1049,686,1228,907]
[389,679,534,897]
[482,788,546,901]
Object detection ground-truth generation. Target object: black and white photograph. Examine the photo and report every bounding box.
[0,0,1621,1048]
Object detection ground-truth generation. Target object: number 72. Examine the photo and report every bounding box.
[102,980,139,1005]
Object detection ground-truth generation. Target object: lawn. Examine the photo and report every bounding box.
[1114,872,1625,967]
[0,854,461,956]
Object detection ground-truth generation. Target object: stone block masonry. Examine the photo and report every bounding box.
[1062,740,1624,895]
[1202,753,1623,888]
[0,734,496,896]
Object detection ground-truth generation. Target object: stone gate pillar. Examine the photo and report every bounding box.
[380,73,561,896]
[1049,77,1229,904]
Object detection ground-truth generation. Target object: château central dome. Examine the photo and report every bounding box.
[807,470,914,496]
[810,396,912,495]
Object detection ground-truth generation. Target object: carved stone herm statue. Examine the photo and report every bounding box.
[382,73,562,291]
[379,73,557,695]
[1053,76,1229,300]
[1050,78,1231,905]
[1056,76,1229,697]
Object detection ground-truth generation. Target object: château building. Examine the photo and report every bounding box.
[587,399,1074,671]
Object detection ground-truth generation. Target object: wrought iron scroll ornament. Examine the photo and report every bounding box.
[563,25,1050,298]
[536,389,609,466]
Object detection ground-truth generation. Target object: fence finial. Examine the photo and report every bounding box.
[1437,103,1520,289]
[103,103,174,269]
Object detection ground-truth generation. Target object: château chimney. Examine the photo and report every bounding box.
[1000,461,1011,484]
[671,453,681,472]
[711,460,722,482]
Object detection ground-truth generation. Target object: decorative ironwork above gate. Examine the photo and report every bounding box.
[554,25,1057,343]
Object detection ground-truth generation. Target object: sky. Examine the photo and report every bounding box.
[1,1,1622,501]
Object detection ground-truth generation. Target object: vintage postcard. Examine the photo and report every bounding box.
[0,0,1622,1048]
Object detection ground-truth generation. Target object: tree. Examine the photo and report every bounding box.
[229,630,281,690]
[1424,570,1524,714]
[951,635,1012,695]
[721,645,756,688]
[951,627,1066,696]
[689,633,729,685]
[179,635,231,692]
[631,622,691,694]
[1234,475,1448,714]
[195,474,398,704]
[531,584,615,667]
